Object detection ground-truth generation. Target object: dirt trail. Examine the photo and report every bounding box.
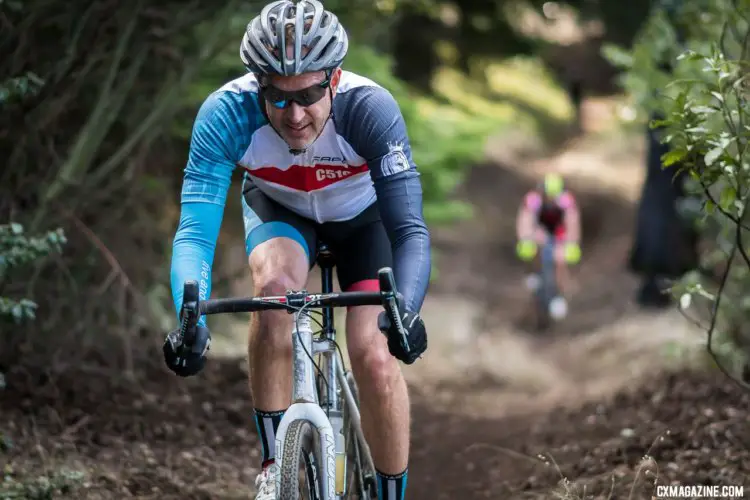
[2,97,746,500]
[400,97,746,497]
[406,96,702,420]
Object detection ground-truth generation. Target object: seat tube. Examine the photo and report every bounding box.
[320,260,335,336]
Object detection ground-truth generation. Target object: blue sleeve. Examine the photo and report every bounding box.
[373,171,431,313]
[171,203,223,327]
[170,90,257,326]
[339,86,431,313]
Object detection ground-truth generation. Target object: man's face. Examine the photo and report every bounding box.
[263,68,341,151]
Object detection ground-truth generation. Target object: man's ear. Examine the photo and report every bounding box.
[330,67,342,94]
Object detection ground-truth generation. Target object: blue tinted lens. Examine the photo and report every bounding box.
[272,99,288,109]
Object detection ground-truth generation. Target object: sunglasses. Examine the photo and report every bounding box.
[260,79,331,109]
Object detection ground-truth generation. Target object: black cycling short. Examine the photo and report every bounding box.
[241,179,393,292]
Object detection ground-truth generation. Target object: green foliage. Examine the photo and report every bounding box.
[343,44,478,222]
[0,465,84,500]
[0,224,66,322]
[0,73,44,105]
[603,0,750,381]
[1,0,250,354]
[601,0,731,124]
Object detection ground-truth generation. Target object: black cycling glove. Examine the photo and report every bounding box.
[377,310,427,365]
[163,323,211,377]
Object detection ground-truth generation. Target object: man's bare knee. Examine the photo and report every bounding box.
[250,238,308,294]
[360,346,398,391]
[254,272,303,298]
[248,238,308,347]
[348,315,399,393]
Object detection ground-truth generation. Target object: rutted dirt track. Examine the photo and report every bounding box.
[2,98,749,499]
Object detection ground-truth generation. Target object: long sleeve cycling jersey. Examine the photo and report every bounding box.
[170,71,431,325]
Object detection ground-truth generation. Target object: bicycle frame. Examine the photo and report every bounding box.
[274,247,376,499]
[539,236,558,302]
[532,235,559,329]
[180,260,404,499]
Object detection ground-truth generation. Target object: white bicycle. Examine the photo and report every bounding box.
[178,242,409,499]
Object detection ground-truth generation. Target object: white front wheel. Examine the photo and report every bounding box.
[548,296,568,320]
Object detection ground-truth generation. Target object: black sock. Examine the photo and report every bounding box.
[253,408,285,467]
[376,468,408,500]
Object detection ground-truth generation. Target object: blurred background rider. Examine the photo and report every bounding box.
[516,173,582,319]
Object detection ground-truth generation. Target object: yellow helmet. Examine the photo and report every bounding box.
[541,173,564,198]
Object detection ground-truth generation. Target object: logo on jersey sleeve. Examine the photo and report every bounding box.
[381,142,410,176]
[248,163,369,192]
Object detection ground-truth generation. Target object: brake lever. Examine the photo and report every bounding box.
[378,268,410,354]
[180,280,200,346]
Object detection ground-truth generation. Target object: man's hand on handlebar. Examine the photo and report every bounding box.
[378,309,427,365]
[165,269,426,370]
[163,322,211,377]
[164,283,212,377]
[375,270,427,364]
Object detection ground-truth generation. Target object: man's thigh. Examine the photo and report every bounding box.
[242,177,317,282]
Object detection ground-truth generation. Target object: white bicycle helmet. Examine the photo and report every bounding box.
[240,0,349,77]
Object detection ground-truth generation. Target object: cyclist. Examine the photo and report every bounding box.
[515,173,581,319]
[161,1,429,499]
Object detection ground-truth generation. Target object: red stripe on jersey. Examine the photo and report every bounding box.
[248,163,369,192]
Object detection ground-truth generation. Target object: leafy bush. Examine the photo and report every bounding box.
[603,0,750,382]
[0,466,84,500]
[343,44,480,223]
[0,223,66,322]
[1,0,245,363]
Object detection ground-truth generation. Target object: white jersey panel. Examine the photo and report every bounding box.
[237,71,382,223]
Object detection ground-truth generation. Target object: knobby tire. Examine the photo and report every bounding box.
[279,420,322,500]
